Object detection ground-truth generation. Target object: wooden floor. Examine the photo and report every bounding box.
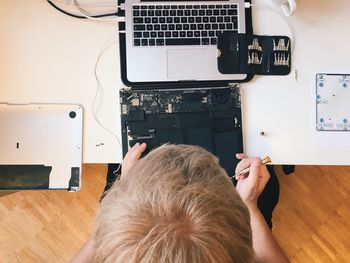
[1,164,350,262]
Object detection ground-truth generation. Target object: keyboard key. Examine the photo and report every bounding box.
[141,10,147,16]
[216,5,222,8]
[167,17,173,23]
[133,17,143,23]
[166,38,200,45]
[169,24,175,30]
[191,24,197,30]
[141,39,148,46]
[164,5,170,9]
[149,39,155,46]
[228,9,238,15]
[183,24,189,30]
[206,10,213,16]
[213,10,219,15]
[159,17,165,23]
[134,25,145,31]
[156,5,162,9]
[147,25,153,30]
[177,10,184,16]
[205,24,211,30]
[201,38,210,45]
[134,39,140,46]
[134,32,142,38]
[163,10,169,16]
[180,31,186,37]
[158,31,164,38]
[165,31,171,37]
[201,31,208,37]
[231,4,237,8]
[176,24,182,30]
[161,24,167,30]
[143,32,150,38]
[199,10,205,16]
[154,24,160,30]
[148,5,155,10]
[192,10,198,16]
[148,10,154,16]
[212,24,218,30]
[188,17,195,23]
[152,17,158,23]
[133,10,140,17]
[156,39,164,46]
[186,31,193,37]
[186,5,192,9]
[221,10,227,15]
[140,6,147,9]
[195,17,202,23]
[210,38,217,45]
[181,17,187,23]
[171,5,178,9]
[224,16,230,22]
[226,23,233,30]
[219,23,225,29]
[209,31,215,37]
[172,31,179,37]
[185,10,191,16]
[151,32,157,38]
[210,17,216,23]
[217,17,223,23]
[133,5,140,10]
[194,31,200,37]
[179,5,185,9]
[201,5,207,8]
[203,17,209,23]
[155,10,161,16]
[224,5,230,8]
[170,10,176,16]
[174,17,180,23]
[145,17,151,23]
[194,5,200,9]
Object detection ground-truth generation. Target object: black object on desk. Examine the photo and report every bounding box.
[218,32,291,76]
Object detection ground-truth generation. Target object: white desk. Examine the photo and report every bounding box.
[1,0,350,164]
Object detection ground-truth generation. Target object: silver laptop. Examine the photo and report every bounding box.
[124,0,247,83]
[0,104,83,191]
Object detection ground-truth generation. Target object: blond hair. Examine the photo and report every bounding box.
[93,144,253,263]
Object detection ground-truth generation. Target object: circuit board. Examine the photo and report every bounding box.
[119,87,243,176]
[120,87,241,115]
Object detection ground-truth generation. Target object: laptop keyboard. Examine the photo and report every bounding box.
[132,4,239,47]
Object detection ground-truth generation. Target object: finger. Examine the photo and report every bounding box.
[247,158,262,184]
[236,153,248,159]
[235,158,252,174]
[130,143,147,161]
[130,142,140,152]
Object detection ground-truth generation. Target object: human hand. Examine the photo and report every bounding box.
[235,153,270,209]
[121,143,147,179]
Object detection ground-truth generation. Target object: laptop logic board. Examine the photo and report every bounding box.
[120,87,243,175]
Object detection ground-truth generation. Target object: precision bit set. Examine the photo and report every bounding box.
[217,32,291,76]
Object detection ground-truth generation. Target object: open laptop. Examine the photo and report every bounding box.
[0,104,83,191]
[124,0,247,83]
[120,87,243,176]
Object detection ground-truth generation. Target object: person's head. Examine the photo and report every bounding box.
[93,144,253,263]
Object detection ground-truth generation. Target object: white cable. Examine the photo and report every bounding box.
[92,36,122,153]
[48,0,116,9]
[73,0,119,21]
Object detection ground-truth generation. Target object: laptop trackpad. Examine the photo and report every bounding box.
[167,49,214,80]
